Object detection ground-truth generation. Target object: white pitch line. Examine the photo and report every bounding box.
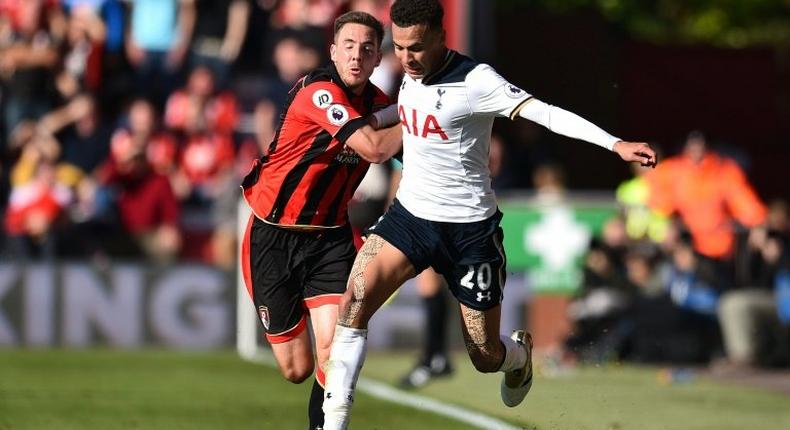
[357,377,523,430]
[245,351,522,430]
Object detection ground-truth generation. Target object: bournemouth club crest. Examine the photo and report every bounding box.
[257,305,270,330]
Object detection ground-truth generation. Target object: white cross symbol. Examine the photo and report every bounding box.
[525,206,590,270]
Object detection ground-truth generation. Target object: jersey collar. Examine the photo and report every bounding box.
[421,49,457,86]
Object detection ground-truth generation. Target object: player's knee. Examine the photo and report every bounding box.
[337,282,371,329]
[281,363,314,384]
[280,360,314,384]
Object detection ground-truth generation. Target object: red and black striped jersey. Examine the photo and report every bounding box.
[241,64,390,228]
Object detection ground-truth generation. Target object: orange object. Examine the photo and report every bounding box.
[646,152,766,258]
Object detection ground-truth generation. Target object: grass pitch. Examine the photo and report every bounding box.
[2,349,789,429]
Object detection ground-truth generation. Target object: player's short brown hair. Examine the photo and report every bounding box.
[334,11,384,47]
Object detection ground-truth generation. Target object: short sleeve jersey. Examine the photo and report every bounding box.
[242,64,390,227]
[395,50,533,222]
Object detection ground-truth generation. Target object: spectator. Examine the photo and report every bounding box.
[647,131,766,288]
[125,0,195,107]
[97,128,181,263]
[4,120,66,260]
[165,67,236,202]
[269,35,321,107]
[0,0,64,145]
[565,222,634,363]
[666,238,721,317]
[61,0,124,52]
[38,93,111,183]
[190,0,251,90]
[719,220,790,368]
[110,98,179,177]
[5,160,71,260]
[264,0,329,75]
[531,162,567,205]
[56,3,106,98]
[164,65,238,136]
[36,95,114,258]
[165,66,239,265]
[615,154,669,245]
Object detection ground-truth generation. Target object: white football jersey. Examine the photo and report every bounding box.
[396,50,532,222]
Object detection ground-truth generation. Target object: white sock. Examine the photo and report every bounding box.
[322,325,368,430]
[498,334,526,373]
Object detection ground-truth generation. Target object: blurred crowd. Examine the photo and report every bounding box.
[0,0,786,370]
[0,0,398,269]
[563,131,790,370]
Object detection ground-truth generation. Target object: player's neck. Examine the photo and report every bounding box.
[423,47,450,79]
[349,83,366,96]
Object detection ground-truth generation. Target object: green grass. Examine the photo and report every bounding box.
[365,352,790,430]
[0,349,480,430]
[1,349,789,430]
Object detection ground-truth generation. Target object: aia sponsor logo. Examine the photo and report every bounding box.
[398,105,448,141]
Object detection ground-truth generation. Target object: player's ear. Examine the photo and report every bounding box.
[330,43,337,63]
[375,49,382,67]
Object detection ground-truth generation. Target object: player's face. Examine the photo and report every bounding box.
[331,23,382,94]
[392,23,446,79]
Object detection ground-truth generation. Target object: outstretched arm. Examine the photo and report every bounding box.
[515,99,656,166]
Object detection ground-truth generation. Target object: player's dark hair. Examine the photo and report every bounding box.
[390,0,444,31]
[334,11,384,47]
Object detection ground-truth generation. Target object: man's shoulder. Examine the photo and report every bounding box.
[290,69,347,110]
[300,69,341,93]
[302,66,334,85]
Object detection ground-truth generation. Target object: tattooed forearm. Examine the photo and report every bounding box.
[338,235,385,327]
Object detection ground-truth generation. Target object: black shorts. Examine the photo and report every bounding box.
[241,216,355,343]
[366,200,507,311]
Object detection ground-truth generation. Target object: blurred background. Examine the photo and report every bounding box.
[1,1,789,429]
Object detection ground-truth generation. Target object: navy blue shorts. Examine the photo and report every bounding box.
[366,199,506,311]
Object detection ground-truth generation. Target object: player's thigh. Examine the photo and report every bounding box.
[303,224,357,306]
[340,234,417,327]
[415,267,445,296]
[442,219,506,311]
[302,225,355,337]
[246,218,311,351]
